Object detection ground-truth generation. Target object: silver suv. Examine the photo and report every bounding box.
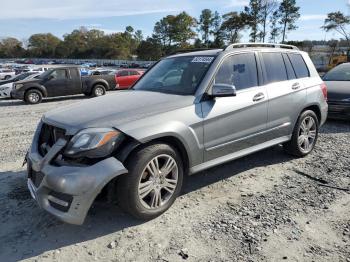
[26,43,328,224]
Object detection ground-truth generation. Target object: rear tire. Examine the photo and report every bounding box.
[24,89,43,104]
[284,110,319,157]
[117,143,184,220]
[4,75,11,80]
[91,85,106,97]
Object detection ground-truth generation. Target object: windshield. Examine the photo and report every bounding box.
[323,64,350,81]
[133,55,216,95]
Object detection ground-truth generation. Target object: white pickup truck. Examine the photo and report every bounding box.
[0,69,16,80]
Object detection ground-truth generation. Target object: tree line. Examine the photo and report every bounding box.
[0,0,348,61]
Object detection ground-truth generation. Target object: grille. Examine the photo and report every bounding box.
[38,123,67,156]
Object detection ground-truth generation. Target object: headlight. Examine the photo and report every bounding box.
[64,128,124,158]
[15,84,23,89]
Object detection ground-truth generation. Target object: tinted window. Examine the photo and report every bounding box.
[261,52,288,84]
[130,71,140,76]
[118,70,129,77]
[215,53,258,90]
[288,53,309,78]
[133,56,215,95]
[51,69,67,79]
[282,53,297,80]
[323,64,350,81]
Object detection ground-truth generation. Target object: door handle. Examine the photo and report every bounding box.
[253,92,265,102]
[292,83,301,90]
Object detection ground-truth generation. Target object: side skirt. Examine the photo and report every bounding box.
[189,135,291,175]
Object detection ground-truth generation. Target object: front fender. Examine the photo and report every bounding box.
[118,120,204,169]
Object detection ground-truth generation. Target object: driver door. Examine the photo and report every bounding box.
[45,69,69,97]
[201,53,268,161]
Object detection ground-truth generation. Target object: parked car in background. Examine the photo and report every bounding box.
[11,67,116,104]
[0,73,40,98]
[0,69,16,80]
[323,63,350,119]
[90,69,115,75]
[115,69,144,89]
[0,72,37,86]
[31,67,49,73]
[25,43,327,225]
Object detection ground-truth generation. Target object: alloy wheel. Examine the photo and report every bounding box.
[28,92,40,103]
[298,116,317,153]
[95,87,104,96]
[138,154,178,209]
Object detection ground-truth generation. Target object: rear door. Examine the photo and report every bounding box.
[116,70,130,89]
[66,68,82,95]
[202,52,268,161]
[260,51,307,138]
[44,69,69,97]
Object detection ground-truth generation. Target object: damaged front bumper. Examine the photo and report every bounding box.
[26,122,128,225]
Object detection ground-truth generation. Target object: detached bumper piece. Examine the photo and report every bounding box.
[26,121,128,225]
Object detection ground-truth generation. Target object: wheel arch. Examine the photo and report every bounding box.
[24,85,48,97]
[300,104,321,124]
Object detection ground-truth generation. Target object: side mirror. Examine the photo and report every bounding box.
[47,75,54,80]
[212,83,236,97]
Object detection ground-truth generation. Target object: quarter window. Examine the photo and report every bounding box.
[261,52,288,84]
[288,53,309,78]
[215,53,258,90]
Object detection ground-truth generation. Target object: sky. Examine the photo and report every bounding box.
[0,0,349,42]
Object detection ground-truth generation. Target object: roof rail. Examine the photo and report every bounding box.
[169,48,220,55]
[225,43,299,51]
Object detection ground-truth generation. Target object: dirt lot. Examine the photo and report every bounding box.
[0,95,349,262]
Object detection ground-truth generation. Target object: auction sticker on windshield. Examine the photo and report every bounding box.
[191,57,214,63]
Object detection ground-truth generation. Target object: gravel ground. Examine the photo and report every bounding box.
[0,95,349,262]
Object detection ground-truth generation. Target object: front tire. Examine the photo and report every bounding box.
[24,89,43,104]
[91,85,106,97]
[284,110,319,157]
[117,143,184,220]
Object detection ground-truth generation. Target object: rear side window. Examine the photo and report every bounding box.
[261,52,288,84]
[118,70,129,77]
[288,53,309,78]
[130,71,140,76]
[215,53,258,90]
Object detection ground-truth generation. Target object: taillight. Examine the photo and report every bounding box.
[320,82,327,101]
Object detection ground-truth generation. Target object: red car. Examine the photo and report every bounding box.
[115,69,144,89]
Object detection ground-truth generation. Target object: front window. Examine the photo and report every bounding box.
[133,55,216,95]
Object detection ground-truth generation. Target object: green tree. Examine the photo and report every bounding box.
[322,12,350,46]
[137,37,163,60]
[277,0,300,43]
[244,0,262,42]
[0,38,24,58]
[260,0,278,42]
[172,12,197,47]
[269,10,280,43]
[211,11,225,48]
[198,9,214,46]
[28,33,61,57]
[221,12,248,44]
[153,15,175,47]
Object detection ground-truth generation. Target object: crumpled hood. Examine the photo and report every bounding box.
[43,90,195,135]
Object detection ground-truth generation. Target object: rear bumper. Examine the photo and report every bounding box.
[26,121,128,225]
[328,101,350,120]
